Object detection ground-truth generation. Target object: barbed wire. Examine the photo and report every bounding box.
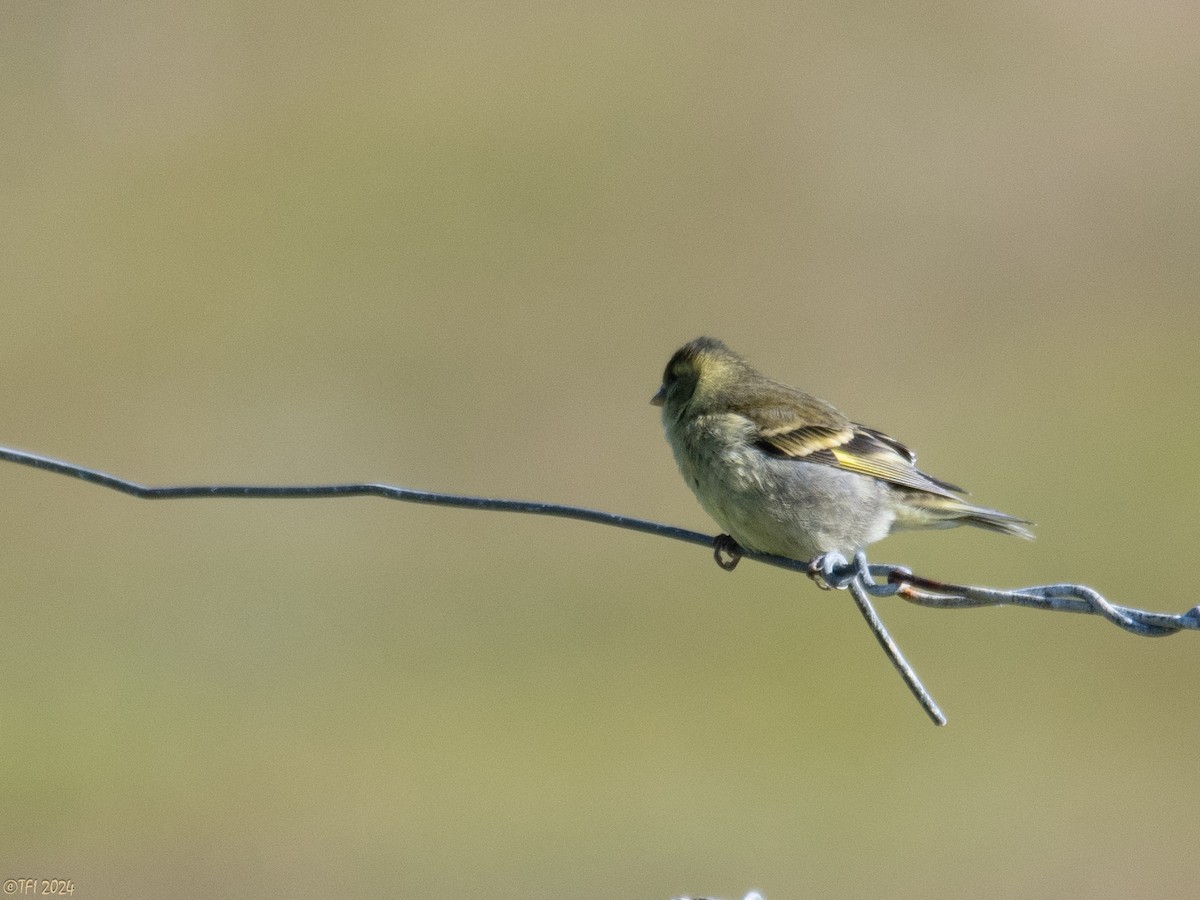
[2,444,1194,726]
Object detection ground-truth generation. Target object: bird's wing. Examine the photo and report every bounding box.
[753,410,964,498]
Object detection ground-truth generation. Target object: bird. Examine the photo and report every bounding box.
[651,337,1032,572]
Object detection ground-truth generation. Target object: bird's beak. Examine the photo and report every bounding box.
[650,385,666,407]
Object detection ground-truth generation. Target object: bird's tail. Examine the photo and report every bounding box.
[893,492,1035,541]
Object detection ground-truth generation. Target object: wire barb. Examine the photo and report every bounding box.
[1,444,1194,725]
[811,551,947,726]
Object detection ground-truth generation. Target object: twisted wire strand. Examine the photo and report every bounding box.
[870,566,1199,637]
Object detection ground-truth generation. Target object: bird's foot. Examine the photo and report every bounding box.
[712,534,744,571]
[807,551,852,590]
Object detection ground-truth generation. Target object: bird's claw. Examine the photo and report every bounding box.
[807,551,851,590]
[712,534,744,571]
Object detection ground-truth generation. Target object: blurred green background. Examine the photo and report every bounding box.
[2,3,1198,898]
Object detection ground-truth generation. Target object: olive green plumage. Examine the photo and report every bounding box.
[652,337,1033,562]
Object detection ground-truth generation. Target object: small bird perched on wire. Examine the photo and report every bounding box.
[651,337,1032,572]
